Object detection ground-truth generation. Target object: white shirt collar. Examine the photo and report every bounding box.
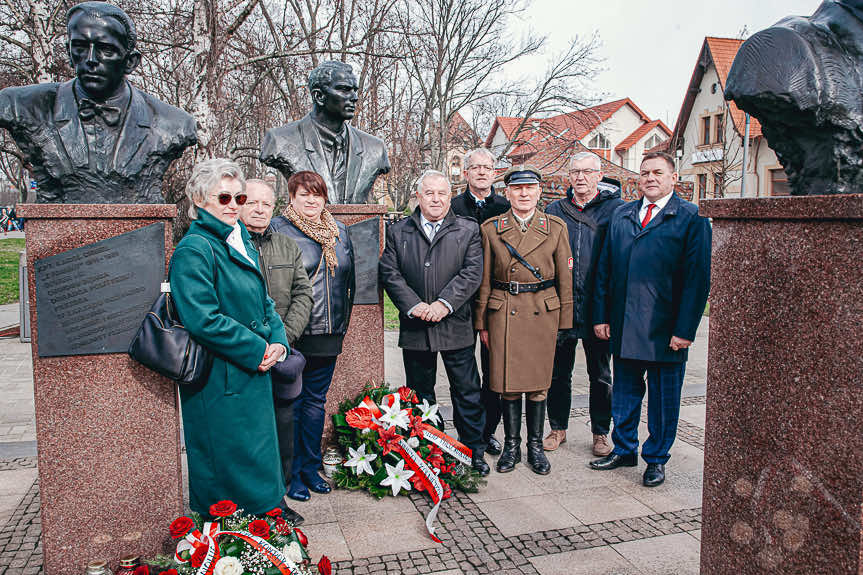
[226,223,257,267]
[469,189,491,203]
[642,191,673,211]
[512,209,536,225]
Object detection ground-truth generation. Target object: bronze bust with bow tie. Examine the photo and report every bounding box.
[260,61,390,204]
[0,2,196,204]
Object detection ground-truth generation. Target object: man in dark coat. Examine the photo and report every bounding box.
[449,147,510,456]
[543,152,623,457]
[379,169,488,475]
[590,152,711,488]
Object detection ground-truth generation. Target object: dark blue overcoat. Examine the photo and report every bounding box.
[592,194,711,363]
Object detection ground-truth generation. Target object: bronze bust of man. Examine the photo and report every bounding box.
[0,2,196,203]
[726,0,863,195]
[260,61,390,204]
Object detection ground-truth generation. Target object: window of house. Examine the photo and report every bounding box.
[713,173,723,197]
[702,116,711,146]
[770,168,791,196]
[698,174,707,199]
[589,133,610,149]
[715,114,724,144]
[643,134,662,150]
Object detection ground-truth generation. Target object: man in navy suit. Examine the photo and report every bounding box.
[589,151,711,487]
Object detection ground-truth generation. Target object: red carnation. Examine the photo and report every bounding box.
[190,546,208,568]
[208,500,237,517]
[133,565,149,575]
[317,556,332,575]
[442,481,452,500]
[274,517,293,535]
[248,519,270,539]
[345,406,374,430]
[159,570,178,575]
[266,507,282,517]
[397,386,417,404]
[409,474,426,493]
[294,527,309,547]
[169,516,194,539]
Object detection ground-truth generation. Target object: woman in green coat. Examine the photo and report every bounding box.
[170,158,289,517]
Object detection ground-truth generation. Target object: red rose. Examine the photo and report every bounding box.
[159,570,178,575]
[248,519,270,539]
[190,546,208,568]
[294,527,308,547]
[345,406,374,430]
[133,566,149,575]
[266,508,282,518]
[317,556,332,575]
[208,500,237,517]
[169,516,195,539]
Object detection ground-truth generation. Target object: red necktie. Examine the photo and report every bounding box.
[641,203,656,228]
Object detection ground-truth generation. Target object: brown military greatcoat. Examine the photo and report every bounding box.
[474,209,574,393]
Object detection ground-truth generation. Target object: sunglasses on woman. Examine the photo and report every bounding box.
[214,192,248,205]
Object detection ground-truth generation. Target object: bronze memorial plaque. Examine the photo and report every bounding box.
[347,217,380,305]
[34,223,165,357]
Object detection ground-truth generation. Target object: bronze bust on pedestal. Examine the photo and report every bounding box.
[260,61,390,204]
[0,2,197,204]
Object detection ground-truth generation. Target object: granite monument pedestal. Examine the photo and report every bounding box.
[16,204,181,575]
[699,195,863,573]
[323,204,387,444]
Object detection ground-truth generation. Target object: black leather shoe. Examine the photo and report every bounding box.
[486,435,502,456]
[277,500,305,526]
[589,452,638,470]
[496,399,522,473]
[471,454,490,476]
[287,483,310,501]
[643,463,665,487]
[303,473,332,494]
[525,400,551,475]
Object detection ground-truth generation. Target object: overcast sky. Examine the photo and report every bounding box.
[508,0,823,128]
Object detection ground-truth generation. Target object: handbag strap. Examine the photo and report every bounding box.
[166,234,218,324]
[502,241,543,281]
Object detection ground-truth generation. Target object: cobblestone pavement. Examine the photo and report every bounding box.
[0,303,709,574]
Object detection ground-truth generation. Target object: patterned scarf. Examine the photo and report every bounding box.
[284,204,339,276]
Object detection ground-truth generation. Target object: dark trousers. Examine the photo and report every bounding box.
[548,334,613,434]
[479,340,502,440]
[610,357,686,464]
[291,355,338,486]
[403,345,485,455]
[274,397,295,484]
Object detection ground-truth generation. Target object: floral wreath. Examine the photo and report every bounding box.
[331,383,485,540]
[147,501,331,575]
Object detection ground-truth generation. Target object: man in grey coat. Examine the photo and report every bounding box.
[379,170,488,475]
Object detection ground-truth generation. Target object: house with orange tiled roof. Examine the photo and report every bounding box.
[667,37,787,203]
[485,98,671,175]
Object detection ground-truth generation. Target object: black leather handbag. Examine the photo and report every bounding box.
[128,290,213,385]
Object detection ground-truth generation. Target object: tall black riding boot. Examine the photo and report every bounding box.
[526,400,551,475]
[496,399,522,473]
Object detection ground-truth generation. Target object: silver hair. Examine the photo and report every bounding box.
[463,148,495,169]
[569,151,602,170]
[415,170,451,194]
[185,158,246,219]
[245,178,275,196]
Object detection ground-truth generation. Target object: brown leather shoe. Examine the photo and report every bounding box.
[592,434,612,457]
[542,429,566,451]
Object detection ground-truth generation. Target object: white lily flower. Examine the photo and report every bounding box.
[419,398,441,425]
[344,443,377,475]
[378,397,411,430]
[380,458,415,496]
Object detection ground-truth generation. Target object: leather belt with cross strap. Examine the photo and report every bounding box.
[492,279,555,295]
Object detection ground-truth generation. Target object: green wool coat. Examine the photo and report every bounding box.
[169,208,289,516]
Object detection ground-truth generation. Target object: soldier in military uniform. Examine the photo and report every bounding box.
[474,166,573,475]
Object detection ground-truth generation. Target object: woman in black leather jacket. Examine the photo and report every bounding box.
[270,171,355,501]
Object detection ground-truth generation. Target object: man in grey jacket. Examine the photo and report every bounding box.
[379,170,489,475]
